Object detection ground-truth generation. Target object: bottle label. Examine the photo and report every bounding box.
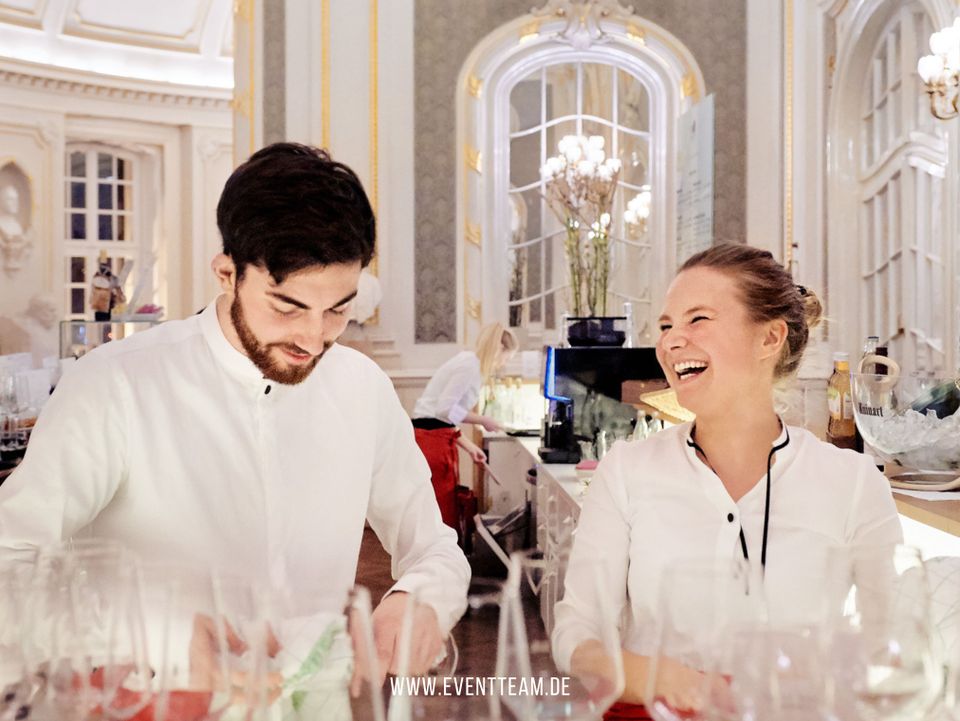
[827,387,841,419]
[842,392,854,420]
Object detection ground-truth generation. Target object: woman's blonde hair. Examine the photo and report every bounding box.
[679,243,824,379]
[475,322,519,379]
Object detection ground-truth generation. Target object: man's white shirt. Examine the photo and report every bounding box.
[0,300,469,631]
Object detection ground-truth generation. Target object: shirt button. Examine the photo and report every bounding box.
[727,513,735,523]
[264,385,272,395]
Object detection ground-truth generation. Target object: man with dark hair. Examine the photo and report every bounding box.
[0,143,470,679]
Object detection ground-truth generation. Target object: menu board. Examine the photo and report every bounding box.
[676,94,715,263]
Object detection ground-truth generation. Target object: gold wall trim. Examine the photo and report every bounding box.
[680,74,696,99]
[468,74,483,99]
[626,23,646,43]
[784,0,794,269]
[467,297,482,320]
[370,0,378,219]
[248,0,255,156]
[465,145,482,174]
[519,20,540,42]
[321,0,330,150]
[465,221,482,247]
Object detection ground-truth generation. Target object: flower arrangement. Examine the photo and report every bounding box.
[540,135,621,317]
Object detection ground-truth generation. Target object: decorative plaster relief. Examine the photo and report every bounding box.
[0,0,46,28]
[0,65,231,110]
[0,161,32,276]
[62,0,217,54]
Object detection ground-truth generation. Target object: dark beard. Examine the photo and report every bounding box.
[230,295,331,385]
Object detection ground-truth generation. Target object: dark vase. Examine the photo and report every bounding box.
[566,317,626,347]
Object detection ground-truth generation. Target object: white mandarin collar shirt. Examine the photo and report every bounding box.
[552,421,903,670]
[0,300,470,631]
[412,351,482,425]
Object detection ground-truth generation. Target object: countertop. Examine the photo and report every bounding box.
[513,436,960,540]
[893,493,960,537]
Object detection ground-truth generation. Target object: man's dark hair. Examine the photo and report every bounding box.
[217,142,375,282]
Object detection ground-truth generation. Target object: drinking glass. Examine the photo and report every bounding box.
[826,544,941,721]
[0,565,32,721]
[137,563,273,721]
[497,548,623,721]
[717,626,837,721]
[645,558,759,721]
[383,585,469,721]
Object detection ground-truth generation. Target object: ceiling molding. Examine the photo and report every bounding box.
[0,57,231,109]
[0,0,47,28]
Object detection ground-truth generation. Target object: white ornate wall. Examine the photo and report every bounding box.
[0,57,232,324]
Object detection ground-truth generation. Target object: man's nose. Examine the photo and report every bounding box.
[292,318,327,356]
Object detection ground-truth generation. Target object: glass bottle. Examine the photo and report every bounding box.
[827,352,856,449]
[854,336,880,452]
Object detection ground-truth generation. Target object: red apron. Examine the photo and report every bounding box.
[604,703,653,720]
[413,426,460,530]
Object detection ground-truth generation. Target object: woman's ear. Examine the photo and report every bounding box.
[211,254,237,294]
[759,318,789,362]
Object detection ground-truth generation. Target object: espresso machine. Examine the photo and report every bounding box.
[539,346,665,463]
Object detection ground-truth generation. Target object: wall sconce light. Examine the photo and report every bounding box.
[917,19,960,120]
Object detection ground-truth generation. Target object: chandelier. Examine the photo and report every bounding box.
[917,19,960,120]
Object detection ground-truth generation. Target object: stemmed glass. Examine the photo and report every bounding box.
[645,558,759,721]
[497,548,623,721]
[825,544,941,721]
[718,626,837,721]
[0,372,28,461]
[137,563,273,721]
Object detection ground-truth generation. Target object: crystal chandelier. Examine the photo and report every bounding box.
[917,19,960,120]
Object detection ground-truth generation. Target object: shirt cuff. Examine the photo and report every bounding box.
[386,572,468,636]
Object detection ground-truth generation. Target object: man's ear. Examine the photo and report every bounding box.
[759,318,789,362]
[211,254,237,294]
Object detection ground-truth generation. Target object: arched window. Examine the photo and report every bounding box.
[457,2,704,347]
[829,1,953,373]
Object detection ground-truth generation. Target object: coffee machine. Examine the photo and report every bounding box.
[539,345,665,463]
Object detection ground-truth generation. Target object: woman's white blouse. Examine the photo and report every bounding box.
[413,351,482,425]
[551,422,903,670]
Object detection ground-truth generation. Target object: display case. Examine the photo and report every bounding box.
[59,320,158,359]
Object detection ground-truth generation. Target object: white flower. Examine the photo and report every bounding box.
[541,156,564,179]
[564,143,583,163]
[605,158,622,173]
[588,135,605,151]
[600,212,611,227]
[577,160,596,177]
[588,148,606,165]
[596,164,613,182]
[623,209,637,225]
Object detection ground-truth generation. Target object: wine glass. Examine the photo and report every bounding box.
[645,558,759,721]
[497,548,623,720]
[0,565,32,721]
[718,626,837,721]
[137,563,273,721]
[826,544,941,721]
